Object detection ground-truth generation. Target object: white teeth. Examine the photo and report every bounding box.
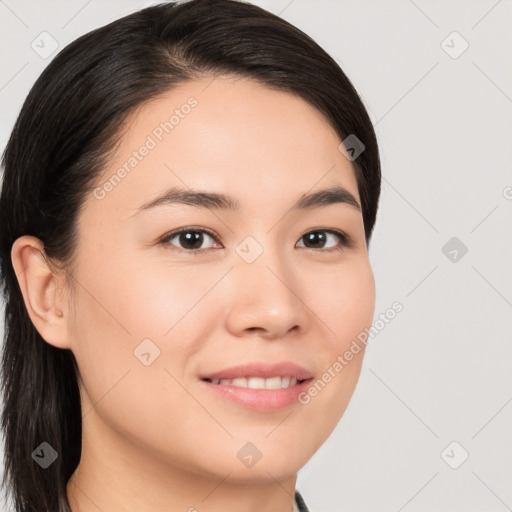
[248,377,265,389]
[208,376,302,389]
[264,377,282,389]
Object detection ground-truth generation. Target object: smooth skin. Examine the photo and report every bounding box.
[11,75,376,512]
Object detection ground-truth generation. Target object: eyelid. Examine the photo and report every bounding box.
[159,226,221,254]
[159,226,353,253]
[301,228,354,250]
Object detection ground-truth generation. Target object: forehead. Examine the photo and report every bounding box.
[88,75,359,218]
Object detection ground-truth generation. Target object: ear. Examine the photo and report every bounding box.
[11,235,71,349]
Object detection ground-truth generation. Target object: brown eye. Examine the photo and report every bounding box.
[297,229,352,252]
[160,227,352,255]
[160,227,220,253]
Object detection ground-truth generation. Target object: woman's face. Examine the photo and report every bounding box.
[66,75,375,482]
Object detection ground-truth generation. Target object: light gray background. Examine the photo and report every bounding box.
[1,1,511,511]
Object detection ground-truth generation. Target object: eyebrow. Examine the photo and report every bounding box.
[133,184,361,215]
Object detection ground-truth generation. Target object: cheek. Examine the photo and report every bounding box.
[297,260,375,440]
[315,259,376,347]
[68,252,222,386]
[66,254,213,461]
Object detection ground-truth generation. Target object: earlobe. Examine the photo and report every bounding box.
[10,235,71,349]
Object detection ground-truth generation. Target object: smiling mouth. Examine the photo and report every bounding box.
[201,376,310,389]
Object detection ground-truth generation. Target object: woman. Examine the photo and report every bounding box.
[0,0,381,510]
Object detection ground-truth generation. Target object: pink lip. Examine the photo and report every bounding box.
[200,378,314,412]
[198,361,314,412]
[199,361,313,381]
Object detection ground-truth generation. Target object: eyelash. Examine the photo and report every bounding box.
[159,226,353,255]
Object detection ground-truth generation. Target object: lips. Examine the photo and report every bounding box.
[199,361,313,382]
[200,367,315,412]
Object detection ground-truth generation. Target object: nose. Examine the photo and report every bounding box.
[223,242,312,341]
